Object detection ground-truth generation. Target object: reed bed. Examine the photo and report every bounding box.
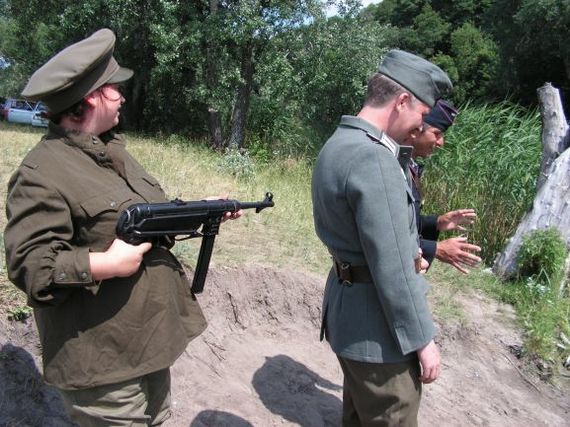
[421,101,542,264]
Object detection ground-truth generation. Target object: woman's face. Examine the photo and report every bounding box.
[95,84,124,132]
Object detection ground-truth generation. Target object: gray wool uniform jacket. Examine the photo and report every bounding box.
[311,115,435,363]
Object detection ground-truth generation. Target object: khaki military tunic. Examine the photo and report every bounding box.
[4,123,207,390]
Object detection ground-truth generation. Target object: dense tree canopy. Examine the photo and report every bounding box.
[364,0,570,106]
[486,0,570,104]
[1,0,568,153]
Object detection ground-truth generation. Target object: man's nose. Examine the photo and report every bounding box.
[436,136,445,148]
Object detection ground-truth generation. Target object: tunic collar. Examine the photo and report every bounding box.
[339,115,399,157]
[45,122,126,150]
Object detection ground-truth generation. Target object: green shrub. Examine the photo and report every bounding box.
[245,133,274,164]
[217,146,255,181]
[8,305,32,322]
[517,228,567,288]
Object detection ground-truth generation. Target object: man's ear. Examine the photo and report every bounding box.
[395,92,411,112]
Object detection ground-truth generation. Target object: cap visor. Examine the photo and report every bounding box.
[107,67,133,84]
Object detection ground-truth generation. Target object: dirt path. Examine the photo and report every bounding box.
[1,264,569,426]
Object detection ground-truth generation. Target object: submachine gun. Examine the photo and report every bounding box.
[116,192,274,294]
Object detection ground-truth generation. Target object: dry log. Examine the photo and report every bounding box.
[493,84,570,278]
[536,83,570,192]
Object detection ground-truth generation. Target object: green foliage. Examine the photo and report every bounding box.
[422,101,541,265]
[449,22,499,103]
[217,146,256,181]
[363,0,500,105]
[0,0,399,153]
[446,265,570,372]
[248,13,395,155]
[245,133,276,163]
[517,228,567,288]
[486,0,570,104]
[492,277,570,367]
[399,4,450,57]
[7,305,31,321]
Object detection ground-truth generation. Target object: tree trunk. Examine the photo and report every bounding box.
[535,83,570,192]
[208,107,224,149]
[227,41,255,149]
[493,84,570,278]
[127,0,153,131]
[206,0,224,150]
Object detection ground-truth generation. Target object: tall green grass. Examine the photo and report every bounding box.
[421,102,542,265]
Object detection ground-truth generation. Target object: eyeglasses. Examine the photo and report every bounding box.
[99,85,123,102]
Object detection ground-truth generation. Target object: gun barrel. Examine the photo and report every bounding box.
[237,192,274,213]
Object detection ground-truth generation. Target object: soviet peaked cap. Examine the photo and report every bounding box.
[378,49,452,108]
[21,28,133,114]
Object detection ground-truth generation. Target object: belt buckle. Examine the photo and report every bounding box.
[339,262,352,287]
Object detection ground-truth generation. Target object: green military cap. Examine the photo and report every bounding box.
[21,28,133,114]
[378,49,452,108]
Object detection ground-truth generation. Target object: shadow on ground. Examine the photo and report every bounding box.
[252,354,342,426]
[0,343,75,426]
[190,410,254,426]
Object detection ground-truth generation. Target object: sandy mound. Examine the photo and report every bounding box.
[1,264,569,426]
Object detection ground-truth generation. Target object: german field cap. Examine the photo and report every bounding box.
[378,49,452,107]
[21,28,133,114]
[424,99,458,132]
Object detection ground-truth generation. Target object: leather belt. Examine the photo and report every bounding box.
[333,259,372,284]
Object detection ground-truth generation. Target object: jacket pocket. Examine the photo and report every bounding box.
[78,191,135,248]
[80,190,134,218]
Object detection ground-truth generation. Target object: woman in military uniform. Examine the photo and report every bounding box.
[4,28,236,426]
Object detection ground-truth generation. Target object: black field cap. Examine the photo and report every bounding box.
[21,28,133,114]
[378,50,452,107]
[424,100,458,132]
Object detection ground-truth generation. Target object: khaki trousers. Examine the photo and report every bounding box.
[338,356,422,427]
[59,368,171,427]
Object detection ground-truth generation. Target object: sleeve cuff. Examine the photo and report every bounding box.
[420,214,440,241]
[420,239,437,266]
[53,247,93,286]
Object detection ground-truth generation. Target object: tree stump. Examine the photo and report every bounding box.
[493,84,570,279]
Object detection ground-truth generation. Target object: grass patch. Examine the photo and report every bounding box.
[124,132,328,272]
[445,263,570,371]
[427,262,471,325]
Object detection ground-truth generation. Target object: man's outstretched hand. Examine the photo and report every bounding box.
[436,237,482,274]
[437,209,477,232]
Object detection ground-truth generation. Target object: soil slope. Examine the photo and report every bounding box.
[1,264,568,426]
